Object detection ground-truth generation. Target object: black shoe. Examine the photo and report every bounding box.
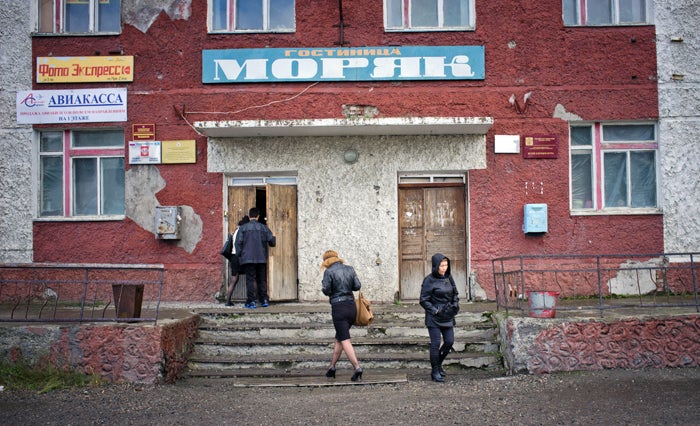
[224,301,234,307]
[351,367,363,382]
[438,365,446,377]
[325,367,336,378]
[431,367,444,382]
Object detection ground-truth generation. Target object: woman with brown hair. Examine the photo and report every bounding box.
[321,250,363,381]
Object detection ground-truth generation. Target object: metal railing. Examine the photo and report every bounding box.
[492,253,700,317]
[0,263,164,324]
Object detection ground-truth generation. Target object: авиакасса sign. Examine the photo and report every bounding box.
[202,46,484,83]
[16,88,127,124]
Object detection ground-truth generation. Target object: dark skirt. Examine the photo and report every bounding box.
[229,254,241,275]
[331,300,356,342]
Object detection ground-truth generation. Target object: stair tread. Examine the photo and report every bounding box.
[197,321,495,330]
[193,335,497,346]
[188,351,498,364]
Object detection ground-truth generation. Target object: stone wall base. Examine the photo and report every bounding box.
[497,313,700,374]
[0,314,199,384]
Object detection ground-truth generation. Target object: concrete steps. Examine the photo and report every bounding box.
[184,302,501,378]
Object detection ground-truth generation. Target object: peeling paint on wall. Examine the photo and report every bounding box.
[122,0,192,33]
[553,104,583,121]
[125,166,202,254]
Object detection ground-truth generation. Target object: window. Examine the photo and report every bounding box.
[385,0,474,31]
[563,0,653,26]
[36,0,121,34]
[38,129,125,218]
[209,0,295,33]
[570,123,658,213]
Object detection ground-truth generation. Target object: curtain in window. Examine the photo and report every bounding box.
[630,151,656,207]
[98,0,121,32]
[619,0,646,23]
[412,0,438,27]
[587,0,613,24]
[604,152,628,207]
[102,158,125,215]
[571,153,593,208]
[73,158,98,216]
[41,157,63,216]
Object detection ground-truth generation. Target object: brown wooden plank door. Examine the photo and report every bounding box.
[266,183,298,301]
[399,186,467,300]
[226,186,256,300]
[399,187,426,300]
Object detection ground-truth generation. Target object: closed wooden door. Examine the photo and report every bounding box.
[399,185,467,300]
[266,183,298,301]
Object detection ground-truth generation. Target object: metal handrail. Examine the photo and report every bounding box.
[0,263,164,324]
[492,253,700,317]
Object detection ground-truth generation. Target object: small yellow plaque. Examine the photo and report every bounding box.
[161,140,196,164]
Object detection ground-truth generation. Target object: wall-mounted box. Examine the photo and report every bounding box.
[155,206,182,240]
[523,203,547,233]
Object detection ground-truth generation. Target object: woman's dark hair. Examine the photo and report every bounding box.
[238,215,250,226]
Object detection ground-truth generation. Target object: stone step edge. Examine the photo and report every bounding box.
[196,321,496,330]
[193,336,498,346]
[187,351,500,365]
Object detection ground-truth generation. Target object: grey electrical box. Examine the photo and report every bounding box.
[523,203,547,233]
[155,206,182,240]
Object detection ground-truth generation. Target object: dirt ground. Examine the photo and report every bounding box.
[2,367,699,425]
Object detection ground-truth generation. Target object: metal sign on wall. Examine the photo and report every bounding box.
[202,46,485,83]
[16,88,127,124]
[36,56,134,83]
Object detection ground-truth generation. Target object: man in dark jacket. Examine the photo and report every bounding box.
[234,207,276,308]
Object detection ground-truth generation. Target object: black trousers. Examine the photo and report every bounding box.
[242,263,268,303]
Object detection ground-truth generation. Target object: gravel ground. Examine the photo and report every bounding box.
[2,367,699,425]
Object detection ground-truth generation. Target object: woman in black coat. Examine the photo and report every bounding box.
[321,250,364,381]
[420,253,459,382]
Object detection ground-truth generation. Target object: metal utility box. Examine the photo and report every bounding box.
[523,203,548,233]
[155,206,182,239]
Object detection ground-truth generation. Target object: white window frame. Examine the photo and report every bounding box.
[33,0,122,35]
[384,0,475,32]
[36,129,125,220]
[208,0,296,33]
[563,0,654,26]
[569,122,660,215]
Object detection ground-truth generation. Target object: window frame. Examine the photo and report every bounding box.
[384,0,475,32]
[34,0,122,35]
[208,0,296,33]
[36,129,125,221]
[563,0,654,26]
[569,122,660,215]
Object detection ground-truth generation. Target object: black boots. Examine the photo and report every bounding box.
[438,344,453,378]
[430,352,444,382]
[351,367,363,382]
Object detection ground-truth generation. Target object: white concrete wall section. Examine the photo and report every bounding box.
[655,0,700,253]
[209,133,486,302]
[0,2,34,262]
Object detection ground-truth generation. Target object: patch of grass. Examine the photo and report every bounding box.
[0,361,104,393]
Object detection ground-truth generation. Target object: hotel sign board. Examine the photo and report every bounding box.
[16,88,127,124]
[37,56,134,83]
[202,46,485,83]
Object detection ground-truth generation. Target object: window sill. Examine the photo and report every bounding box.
[34,215,126,222]
[384,27,475,33]
[570,208,662,216]
[32,31,122,37]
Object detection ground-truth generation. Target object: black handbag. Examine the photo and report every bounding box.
[220,233,233,260]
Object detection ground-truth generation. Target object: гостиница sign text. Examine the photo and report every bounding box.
[202,46,485,83]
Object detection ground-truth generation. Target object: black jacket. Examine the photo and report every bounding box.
[420,253,459,327]
[322,262,361,305]
[234,219,276,264]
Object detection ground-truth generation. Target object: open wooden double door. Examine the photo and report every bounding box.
[227,184,297,301]
[226,183,468,302]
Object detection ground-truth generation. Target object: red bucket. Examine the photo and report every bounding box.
[528,291,559,318]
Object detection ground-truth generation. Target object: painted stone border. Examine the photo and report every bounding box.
[496,313,700,374]
[0,314,199,384]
